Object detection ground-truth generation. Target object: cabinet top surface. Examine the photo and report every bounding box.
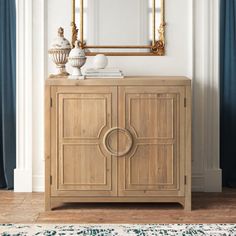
[45,76,191,86]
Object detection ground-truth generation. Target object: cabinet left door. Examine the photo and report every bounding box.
[50,86,118,197]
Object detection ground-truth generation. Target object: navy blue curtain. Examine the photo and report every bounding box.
[0,0,16,189]
[220,0,236,187]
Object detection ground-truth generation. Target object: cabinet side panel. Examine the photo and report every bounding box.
[185,85,192,210]
[45,84,51,211]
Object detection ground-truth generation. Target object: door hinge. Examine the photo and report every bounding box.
[184,176,187,185]
[50,175,52,185]
[50,98,53,107]
[184,98,187,108]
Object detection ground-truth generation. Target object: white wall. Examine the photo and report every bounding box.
[15,0,221,192]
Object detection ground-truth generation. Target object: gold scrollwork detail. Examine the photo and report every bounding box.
[151,23,166,56]
[78,40,86,49]
[151,40,165,56]
[71,22,78,48]
[158,23,166,43]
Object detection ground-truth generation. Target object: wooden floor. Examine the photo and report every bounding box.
[0,189,236,224]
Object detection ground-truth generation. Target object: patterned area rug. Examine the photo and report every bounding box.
[0,224,236,236]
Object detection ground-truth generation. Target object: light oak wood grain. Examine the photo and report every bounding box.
[51,87,118,198]
[185,85,192,211]
[45,76,191,86]
[45,85,51,211]
[118,86,186,198]
[45,77,191,211]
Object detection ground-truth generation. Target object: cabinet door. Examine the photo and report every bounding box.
[51,86,117,197]
[118,86,186,197]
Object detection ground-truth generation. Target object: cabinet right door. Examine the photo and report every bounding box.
[118,86,186,197]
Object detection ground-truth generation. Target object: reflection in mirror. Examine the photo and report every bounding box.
[72,0,165,55]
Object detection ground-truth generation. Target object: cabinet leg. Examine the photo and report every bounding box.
[45,198,52,211]
[184,198,192,211]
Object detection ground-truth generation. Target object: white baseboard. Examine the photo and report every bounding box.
[192,175,205,192]
[14,169,32,192]
[204,169,222,192]
[32,175,44,192]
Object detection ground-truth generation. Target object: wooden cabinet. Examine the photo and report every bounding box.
[45,77,191,211]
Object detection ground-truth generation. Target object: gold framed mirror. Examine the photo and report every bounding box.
[71,0,166,56]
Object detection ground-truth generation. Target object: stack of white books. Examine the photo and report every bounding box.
[85,68,124,79]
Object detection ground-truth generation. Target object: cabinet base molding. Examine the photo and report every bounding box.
[47,196,190,211]
[204,169,222,192]
[14,169,32,192]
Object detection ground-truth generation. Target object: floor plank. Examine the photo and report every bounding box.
[0,189,236,224]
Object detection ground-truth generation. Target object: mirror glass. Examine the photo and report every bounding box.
[75,0,161,53]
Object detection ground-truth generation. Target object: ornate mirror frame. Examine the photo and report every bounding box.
[71,0,166,56]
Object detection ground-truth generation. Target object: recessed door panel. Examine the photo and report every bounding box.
[63,98,107,139]
[60,144,107,187]
[129,96,174,139]
[128,144,174,187]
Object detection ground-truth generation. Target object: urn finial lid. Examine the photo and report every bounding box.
[69,40,86,58]
[74,40,79,48]
[58,27,64,37]
[50,27,71,50]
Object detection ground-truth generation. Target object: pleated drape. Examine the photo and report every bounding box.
[220,0,236,187]
[0,0,16,189]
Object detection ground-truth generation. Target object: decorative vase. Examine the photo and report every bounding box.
[48,27,71,78]
[93,54,108,69]
[68,41,87,80]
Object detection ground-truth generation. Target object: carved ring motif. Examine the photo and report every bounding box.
[103,127,133,157]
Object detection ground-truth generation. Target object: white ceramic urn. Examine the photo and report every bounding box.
[68,41,87,80]
[48,27,71,77]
